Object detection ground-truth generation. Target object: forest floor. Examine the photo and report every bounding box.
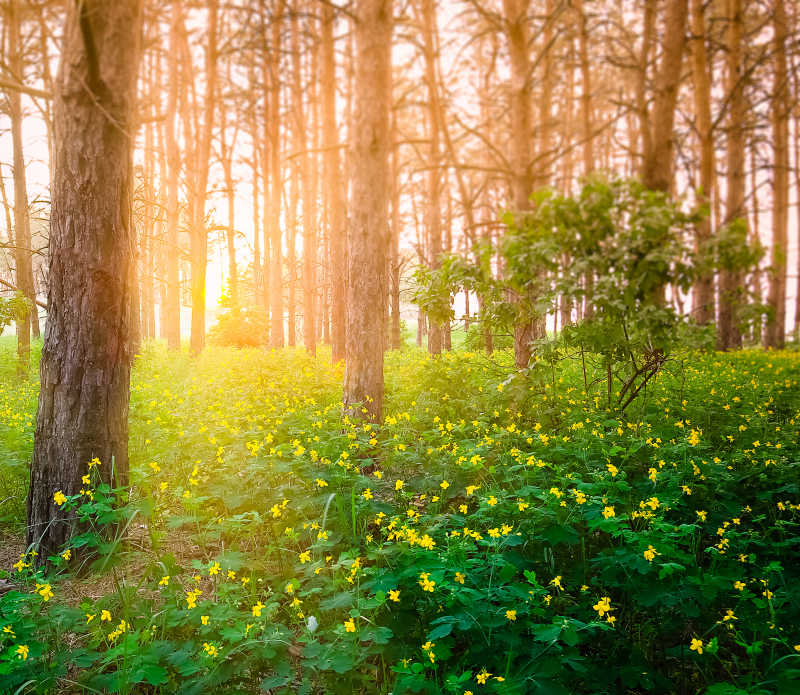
[0,338,799,694]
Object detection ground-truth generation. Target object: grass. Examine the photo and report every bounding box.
[0,338,799,694]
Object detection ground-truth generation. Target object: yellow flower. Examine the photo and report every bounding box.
[315,478,328,488]
[344,618,356,633]
[202,642,218,657]
[487,495,498,506]
[388,589,400,602]
[252,601,265,617]
[454,572,465,585]
[201,615,209,625]
[643,545,660,562]
[476,669,491,684]
[551,575,564,591]
[606,464,618,477]
[505,609,517,621]
[16,644,29,660]
[733,580,746,591]
[53,491,67,506]
[690,637,703,654]
[696,510,707,522]
[159,575,170,586]
[208,561,221,576]
[722,609,737,622]
[395,480,404,491]
[418,572,436,592]
[299,551,311,564]
[100,610,112,622]
[36,583,54,602]
[593,597,613,618]
[61,549,72,561]
[602,506,615,519]
[85,613,96,623]
[440,480,449,489]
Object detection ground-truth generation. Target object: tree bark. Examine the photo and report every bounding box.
[6,0,36,375]
[269,1,285,348]
[502,0,536,368]
[189,0,218,355]
[28,0,144,557]
[764,0,789,348]
[418,0,443,355]
[344,0,392,421]
[641,0,689,192]
[689,0,714,324]
[717,0,745,350]
[321,0,346,362]
[163,0,182,349]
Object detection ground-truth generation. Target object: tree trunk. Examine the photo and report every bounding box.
[502,0,537,368]
[764,0,789,349]
[6,0,35,375]
[641,0,688,193]
[189,0,218,355]
[269,2,284,348]
[689,0,714,324]
[299,4,316,356]
[28,0,144,558]
[717,0,745,350]
[344,0,392,421]
[163,0,182,349]
[418,0,442,355]
[321,0,346,362]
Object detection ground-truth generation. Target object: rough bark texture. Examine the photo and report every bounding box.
[717,0,744,350]
[344,0,392,421]
[689,0,714,324]
[764,0,789,348]
[641,0,689,192]
[28,0,144,557]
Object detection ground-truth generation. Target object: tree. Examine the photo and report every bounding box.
[27,0,145,557]
[641,0,688,193]
[717,0,745,350]
[5,0,37,374]
[321,0,346,363]
[689,0,714,324]
[344,0,392,421]
[164,0,182,350]
[189,0,219,355]
[763,0,789,349]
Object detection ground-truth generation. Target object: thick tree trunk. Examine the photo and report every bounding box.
[28,0,144,557]
[717,0,745,350]
[641,0,689,193]
[344,0,392,421]
[764,0,789,349]
[689,0,714,324]
[576,0,593,176]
